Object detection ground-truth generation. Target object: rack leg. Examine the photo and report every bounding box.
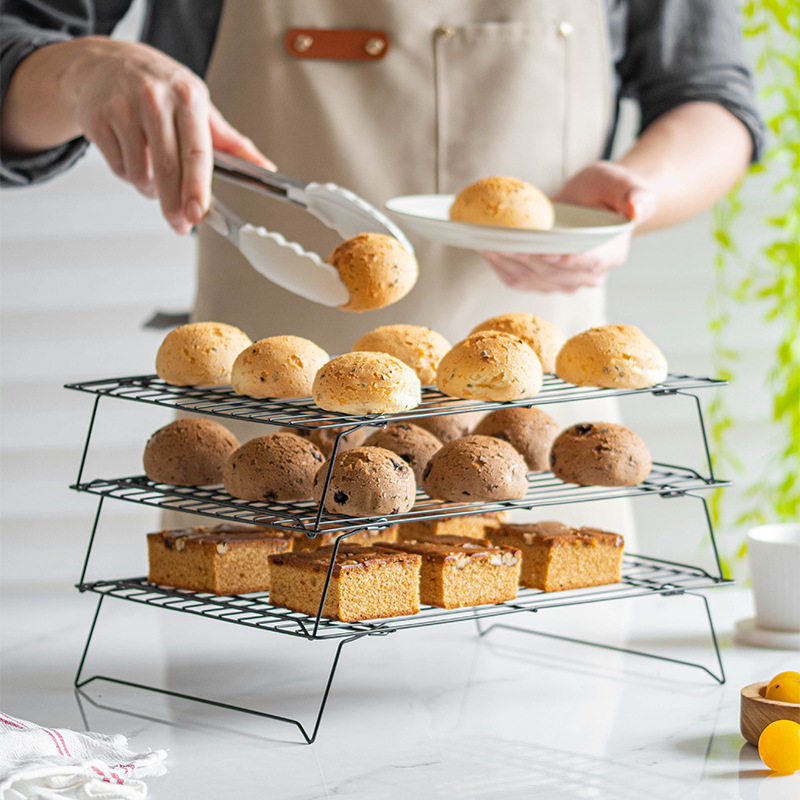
[77,496,105,586]
[74,597,359,744]
[475,591,726,684]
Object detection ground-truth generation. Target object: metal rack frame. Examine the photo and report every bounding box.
[66,374,731,743]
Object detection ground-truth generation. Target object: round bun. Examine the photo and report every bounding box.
[414,409,482,443]
[423,435,528,502]
[449,176,554,230]
[156,321,251,386]
[473,407,560,471]
[549,422,652,486]
[223,432,324,501]
[555,324,668,389]
[282,424,369,457]
[351,324,451,385]
[364,422,442,483]
[143,417,239,486]
[231,335,329,398]
[471,313,566,373]
[313,446,416,516]
[436,331,543,401]
[312,351,421,414]
[327,233,418,312]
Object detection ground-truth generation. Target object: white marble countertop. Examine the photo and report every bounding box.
[2,584,798,799]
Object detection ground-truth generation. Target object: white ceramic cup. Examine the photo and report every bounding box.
[747,523,800,632]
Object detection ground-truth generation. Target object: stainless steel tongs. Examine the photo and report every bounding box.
[205,151,413,307]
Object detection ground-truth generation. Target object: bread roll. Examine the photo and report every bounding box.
[312,351,422,414]
[449,176,554,230]
[555,324,668,389]
[473,406,560,471]
[282,423,369,457]
[327,233,418,312]
[223,432,324,501]
[436,331,543,401]
[156,321,251,386]
[364,422,442,483]
[549,422,652,486]
[422,435,528,502]
[471,312,565,373]
[231,335,329,398]
[143,417,239,486]
[313,446,417,516]
[352,323,450,385]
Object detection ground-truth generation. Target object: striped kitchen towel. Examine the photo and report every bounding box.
[0,712,166,800]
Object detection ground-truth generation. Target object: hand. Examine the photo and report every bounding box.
[481,161,657,293]
[65,38,273,234]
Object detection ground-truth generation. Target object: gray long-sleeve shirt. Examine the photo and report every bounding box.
[0,0,764,187]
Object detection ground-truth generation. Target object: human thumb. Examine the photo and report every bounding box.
[625,187,657,224]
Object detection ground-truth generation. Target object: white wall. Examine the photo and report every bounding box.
[0,18,783,591]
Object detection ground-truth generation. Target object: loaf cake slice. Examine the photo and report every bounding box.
[486,521,624,591]
[267,544,421,622]
[396,511,510,542]
[147,523,293,595]
[379,537,521,609]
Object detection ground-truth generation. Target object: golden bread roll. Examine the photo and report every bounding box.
[351,323,451,385]
[556,324,668,389]
[470,312,566,373]
[223,432,324,501]
[449,176,554,230]
[312,351,422,414]
[231,335,329,398]
[313,446,417,516]
[327,233,418,312]
[436,331,543,401]
[422,435,528,502]
[156,321,252,386]
[549,422,652,486]
[143,417,239,486]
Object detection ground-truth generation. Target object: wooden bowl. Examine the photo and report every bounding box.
[740,681,800,746]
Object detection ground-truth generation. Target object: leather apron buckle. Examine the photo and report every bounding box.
[285,28,390,61]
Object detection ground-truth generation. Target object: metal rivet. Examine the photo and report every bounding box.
[365,37,386,56]
[557,21,574,38]
[293,34,314,53]
[436,25,455,40]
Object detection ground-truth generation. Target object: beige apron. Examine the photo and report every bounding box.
[186,0,635,538]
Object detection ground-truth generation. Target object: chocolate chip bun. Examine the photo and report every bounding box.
[351,324,451,385]
[313,446,417,516]
[470,313,566,373]
[156,321,252,386]
[231,335,329,398]
[436,331,543,401]
[549,422,652,486]
[312,351,422,414]
[282,423,369,457]
[473,407,560,471]
[555,324,668,389]
[422,435,528,502]
[449,176,555,230]
[327,233,418,312]
[364,422,442,483]
[414,411,478,443]
[143,417,239,486]
[223,432,324,501]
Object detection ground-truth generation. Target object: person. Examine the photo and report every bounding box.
[0,1,762,535]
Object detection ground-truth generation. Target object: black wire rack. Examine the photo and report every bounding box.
[67,371,732,742]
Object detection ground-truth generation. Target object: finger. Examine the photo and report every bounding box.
[88,123,125,179]
[141,87,188,234]
[110,118,155,197]
[209,104,276,170]
[626,187,657,223]
[173,83,212,225]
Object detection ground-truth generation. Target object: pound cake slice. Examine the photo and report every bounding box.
[268,544,421,622]
[486,521,624,592]
[396,511,510,542]
[379,537,521,609]
[147,523,293,595]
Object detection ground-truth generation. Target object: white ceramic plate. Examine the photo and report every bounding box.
[385,194,634,253]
